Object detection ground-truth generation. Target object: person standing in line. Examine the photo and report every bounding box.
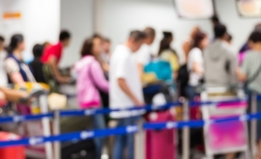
[158,31,180,79]
[74,37,109,159]
[4,34,35,85]
[41,30,71,84]
[236,30,261,159]
[29,44,46,83]
[135,27,156,76]
[110,30,146,159]
[182,26,201,63]
[204,24,238,88]
[186,31,208,100]
[101,38,111,66]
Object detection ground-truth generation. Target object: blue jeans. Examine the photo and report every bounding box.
[113,117,138,159]
[92,115,106,159]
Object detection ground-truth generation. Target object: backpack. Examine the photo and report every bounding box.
[177,64,189,97]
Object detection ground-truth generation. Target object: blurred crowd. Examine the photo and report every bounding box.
[0,15,261,159]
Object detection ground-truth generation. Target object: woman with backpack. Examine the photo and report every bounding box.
[158,31,180,79]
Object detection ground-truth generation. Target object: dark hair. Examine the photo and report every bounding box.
[32,44,44,58]
[8,34,24,53]
[254,23,261,31]
[81,38,94,57]
[59,30,71,41]
[103,38,110,43]
[158,31,173,55]
[248,30,261,43]
[191,32,207,50]
[129,30,146,42]
[0,35,4,43]
[211,15,219,24]
[214,24,227,38]
[92,33,103,40]
[144,27,156,38]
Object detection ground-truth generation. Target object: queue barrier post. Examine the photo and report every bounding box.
[251,93,257,157]
[53,110,61,159]
[39,94,53,159]
[182,99,190,159]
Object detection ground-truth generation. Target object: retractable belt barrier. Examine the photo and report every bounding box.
[0,96,260,148]
[1,112,261,148]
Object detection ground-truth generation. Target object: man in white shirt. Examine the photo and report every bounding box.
[135,27,156,75]
[110,30,145,159]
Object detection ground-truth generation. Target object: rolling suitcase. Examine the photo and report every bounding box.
[0,132,25,159]
[143,84,176,159]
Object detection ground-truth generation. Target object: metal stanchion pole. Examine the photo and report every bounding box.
[251,93,257,157]
[39,94,53,159]
[182,99,190,159]
[53,110,61,159]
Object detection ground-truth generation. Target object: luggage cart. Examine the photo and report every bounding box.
[14,83,52,159]
[200,87,249,159]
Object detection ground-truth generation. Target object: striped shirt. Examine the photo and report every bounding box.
[241,50,261,93]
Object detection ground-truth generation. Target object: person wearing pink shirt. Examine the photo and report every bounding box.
[74,36,109,159]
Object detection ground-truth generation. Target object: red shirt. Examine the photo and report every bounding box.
[41,42,63,64]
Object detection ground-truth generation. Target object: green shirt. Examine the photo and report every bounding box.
[242,50,261,93]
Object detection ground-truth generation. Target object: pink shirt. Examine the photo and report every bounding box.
[74,56,109,109]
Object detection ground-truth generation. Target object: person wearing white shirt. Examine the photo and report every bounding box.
[135,27,156,76]
[110,30,145,159]
[0,36,7,87]
[187,31,208,100]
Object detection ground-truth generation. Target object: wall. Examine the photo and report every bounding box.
[0,0,60,62]
[98,0,213,64]
[60,0,94,67]
[214,0,261,52]
[97,0,261,63]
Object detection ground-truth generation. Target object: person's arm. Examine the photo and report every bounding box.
[4,58,25,85]
[236,54,248,82]
[48,56,70,83]
[191,49,203,74]
[229,51,239,84]
[192,62,204,75]
[90,61,109,93]
[117,78,144,106]
[137,63,144,78]
[236,68,247,82]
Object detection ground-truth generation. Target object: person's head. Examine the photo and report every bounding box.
[225,33,232,44]
[81,37,103,57]
[43,42,51,49]
[248,30,261,51]
[192,32,208,50]
[190,26,201,39]
[32,44,44,58]
[59,30,71,47]
[0,36,5,51]
[254,23,261,31]
[103,38,111,53]
[92,33,103,39]
[211,15,220,26]
[214,24,227,40]
[158,31,173,55]
[8,34,25,53]
[144,27,156,45]
[126,30,146,52]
